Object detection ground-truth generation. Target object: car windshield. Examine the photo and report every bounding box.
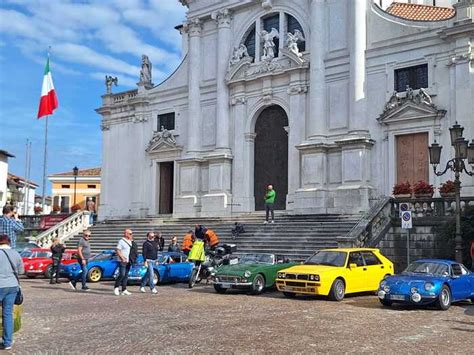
[36,252,51,258]
[91,253,113,261]
[403,262,449,276]
[157,255,169,264]
[305,251,347,267]
[20,251,33,258]
[239,254,274,264]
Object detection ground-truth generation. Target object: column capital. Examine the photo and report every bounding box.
[211,8,232,28]
[184,18,202,36]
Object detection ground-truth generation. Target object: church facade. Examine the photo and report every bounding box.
[97,0,474,220]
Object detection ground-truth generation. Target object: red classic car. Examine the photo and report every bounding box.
[21,248,77,279]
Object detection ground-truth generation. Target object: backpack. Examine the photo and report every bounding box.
[129,240,139,264]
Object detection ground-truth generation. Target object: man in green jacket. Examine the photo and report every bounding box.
[264,184,276,224]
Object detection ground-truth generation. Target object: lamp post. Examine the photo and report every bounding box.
[428,123,474,263]
[72,166,79,208]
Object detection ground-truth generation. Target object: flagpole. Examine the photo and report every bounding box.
[41,116,49,209]
[22,139,29,215]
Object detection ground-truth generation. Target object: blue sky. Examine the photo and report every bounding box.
[0,0,186,195]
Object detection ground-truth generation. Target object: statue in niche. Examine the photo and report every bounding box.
[105,75,118,94]
[230,44,250,65]
[139,54,153,86]
[261,28,279,61]
[286,30,305,57]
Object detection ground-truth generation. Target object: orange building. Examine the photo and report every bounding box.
[48,168,101,213]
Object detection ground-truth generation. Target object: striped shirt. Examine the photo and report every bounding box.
[0,216,24,249]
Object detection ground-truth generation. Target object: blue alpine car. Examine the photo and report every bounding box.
[127,252,193,285]
[378,259,474,310]
[60,250,143,282]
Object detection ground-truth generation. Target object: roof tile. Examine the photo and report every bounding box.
[386,2,455,21]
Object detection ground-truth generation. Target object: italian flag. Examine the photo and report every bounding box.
[37,57,58,119]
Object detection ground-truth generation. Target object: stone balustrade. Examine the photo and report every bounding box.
[33,211,91,247]
[391,196,474,218]
[111,90,138,104]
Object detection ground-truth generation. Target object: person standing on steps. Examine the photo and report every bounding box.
[69,229,91,291]
[154,232,165,252]
[50,238,65,284]
[264,184,276,224]
[140,232,158,294]
[114,229,133,296]
[168,236,180,252]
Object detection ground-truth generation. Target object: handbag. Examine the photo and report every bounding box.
[1,250,24,305]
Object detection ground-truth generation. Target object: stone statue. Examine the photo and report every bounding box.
[286,30,305,57]
[230,44,250,65]
[261,28,279,61]
[160,125,176,145]
[105,75,118,94]
[139,54,153,86]
[418,87,433,105]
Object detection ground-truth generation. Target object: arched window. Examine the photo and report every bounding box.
[244,25,256,62]
[287,14,305,52]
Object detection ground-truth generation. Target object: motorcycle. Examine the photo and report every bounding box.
[188,244,236,288]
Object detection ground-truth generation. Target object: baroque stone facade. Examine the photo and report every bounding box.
[97,0,474,219]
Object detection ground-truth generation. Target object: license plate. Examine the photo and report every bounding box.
[220,283,231,288]
[390,294,405,301]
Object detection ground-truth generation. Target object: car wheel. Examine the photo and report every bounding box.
[328,278,345,301]
[250,274,265,295]
[214,284,227,294]
[283,292,296,298]
[153,271,160,286]
[379,299,392,307]
[436,285,451,310]
[44,265,53,279]
[88,267,103,282]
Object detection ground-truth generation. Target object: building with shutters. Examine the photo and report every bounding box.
[97,0,474,220]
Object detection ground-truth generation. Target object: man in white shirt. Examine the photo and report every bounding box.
[114,229,133,296]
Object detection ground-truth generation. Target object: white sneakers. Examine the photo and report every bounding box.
[151,288,158,294]
[140,287,146,293]
[114,287,120,296]
[271,220,275,224]
[140,287,158,294]
[263,221,268,224]
[116,287,156,295]
[121,290,132,296]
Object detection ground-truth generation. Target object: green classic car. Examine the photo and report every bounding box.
[213,253,298,295]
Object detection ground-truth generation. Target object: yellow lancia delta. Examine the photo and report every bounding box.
[276,248,393,301]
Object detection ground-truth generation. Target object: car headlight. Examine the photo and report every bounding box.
[278,272,286,279]
[313,274,320,281]
[410,287,418,294]
[383,285,390,293]
[424,282,434,291]
[244,271,251,278]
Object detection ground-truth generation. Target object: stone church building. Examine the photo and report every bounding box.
[97,0,474,220]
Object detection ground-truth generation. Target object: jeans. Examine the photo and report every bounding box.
[114,262,131,291]
[50,258,61,283]
[71,260,88,289]
[140,260,156,290]
[265,202,274,221]
[0,287,18,347]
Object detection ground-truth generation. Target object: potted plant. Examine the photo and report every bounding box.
[52,205,61,214]
[71,204,82,212]
[439,180,456,199]
[413,180,434,198]
[34,206,43,215]
[392,181,412,198]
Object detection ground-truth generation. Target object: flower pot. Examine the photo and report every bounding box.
[394,193,412,199]
[440,192,456,199]
[414,193,433,199]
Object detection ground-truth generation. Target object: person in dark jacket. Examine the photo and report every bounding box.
[154,232,165,251]
[231,222,245,240]
[50,238,65,284]
[168,236,180,252]
[195,224,206,240]
[140,232,158,294]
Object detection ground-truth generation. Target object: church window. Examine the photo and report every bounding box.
[287,15,305,52]
[158,112,175,131]
[263,13,280,57]
[87,185,96,189]
[244,26,256,62]
[394,64,428,92]
[61,184,70,189]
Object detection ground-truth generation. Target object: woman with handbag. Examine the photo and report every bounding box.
[0,234,24,350]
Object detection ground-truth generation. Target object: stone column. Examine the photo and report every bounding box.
[186,18,202,153]
[349,0,367,135]
[308,0,327,140]
[213,9,232,151]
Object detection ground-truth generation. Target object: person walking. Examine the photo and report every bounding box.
[168,236,180,252]
[114,229,133,296]
[50,238,65,284]
[0,234,24,350]
[0,205,24,250]
[264,184,276,224]
[140,232,158,294]
[181,231,195,255]
[69,229,91,291]
[86,197,96,225]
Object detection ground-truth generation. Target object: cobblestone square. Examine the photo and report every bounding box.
[11,278,474,354]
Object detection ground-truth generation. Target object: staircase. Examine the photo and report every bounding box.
[67,213,360,261]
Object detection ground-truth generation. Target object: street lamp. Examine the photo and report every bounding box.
[72,166,79,207]
[428,122,474,263]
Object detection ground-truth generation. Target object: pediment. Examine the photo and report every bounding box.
[146,130,182,156]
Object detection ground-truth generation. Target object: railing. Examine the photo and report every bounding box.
[33,211,91,247]
[338,196,393,248]
[20,214,71,230]
[112,90,138,104]
[391,196,474,218]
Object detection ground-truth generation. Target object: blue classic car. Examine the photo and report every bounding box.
[60,250,143,282]
[127,252,193,285]
[378,259,474,310]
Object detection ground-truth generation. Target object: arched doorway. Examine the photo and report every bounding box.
[254,105,288,211]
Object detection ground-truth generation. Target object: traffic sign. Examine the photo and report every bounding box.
[401,211,412,229]
[399,202,410,218]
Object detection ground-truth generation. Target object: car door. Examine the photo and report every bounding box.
[345,252,366,293]
[169,254,188,280]
[449,263,472,300]
[361,251,387,291]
